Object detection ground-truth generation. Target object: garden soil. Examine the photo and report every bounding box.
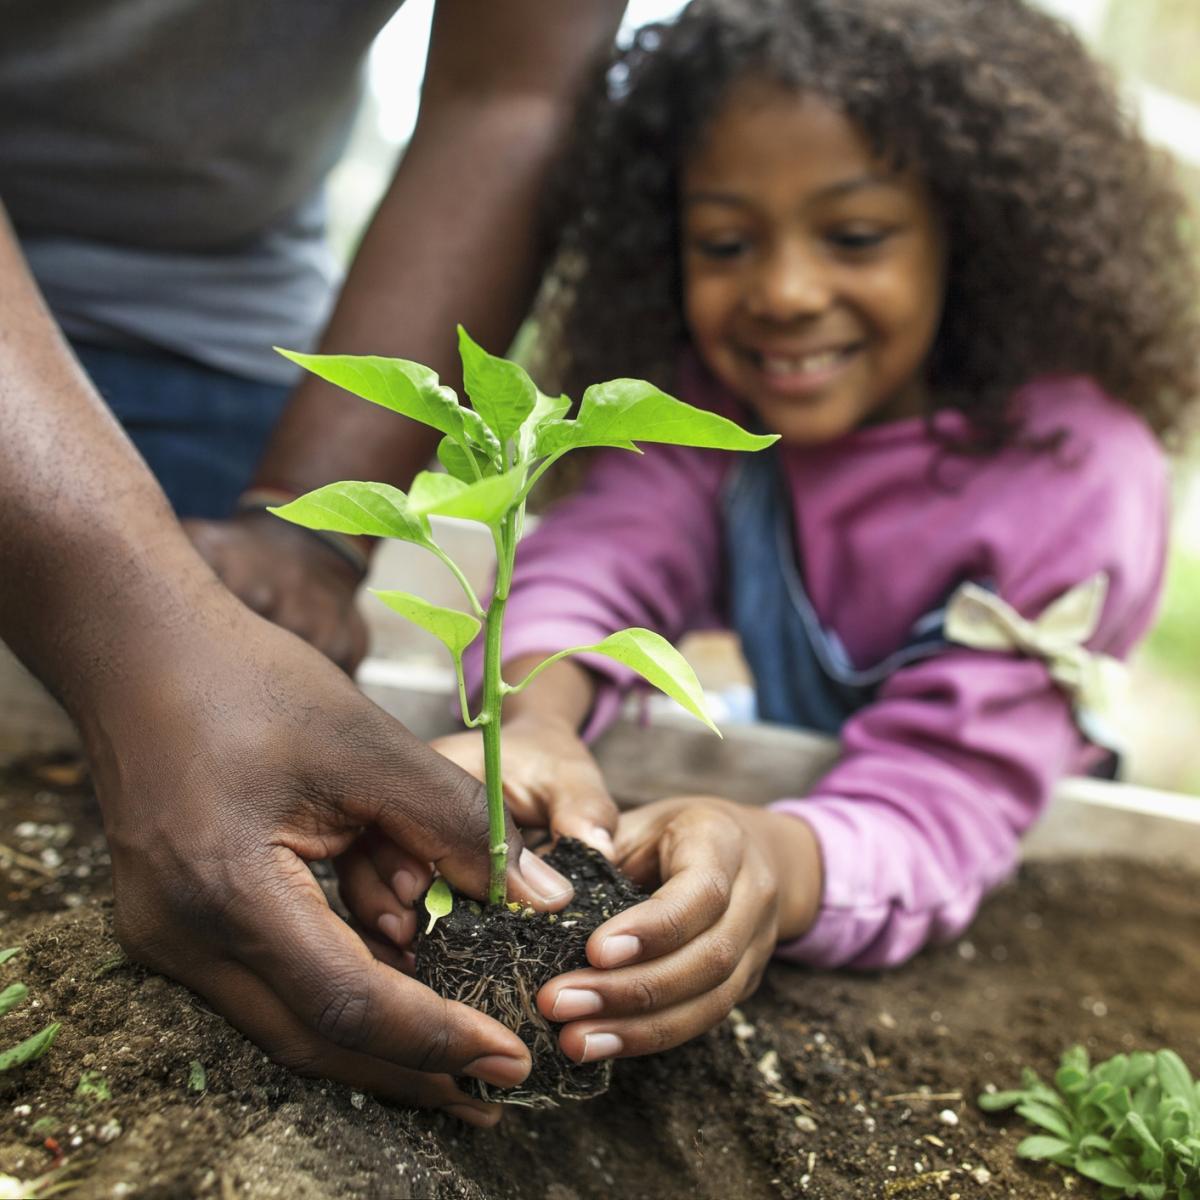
[0,763,1197,1200]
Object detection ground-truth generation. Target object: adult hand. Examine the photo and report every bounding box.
[186,511,369,674]
[535,797,823,1064]
[337,713,619,945]
[89,594,576,1126]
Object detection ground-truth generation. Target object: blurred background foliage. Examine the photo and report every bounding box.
[329,0,1200,795]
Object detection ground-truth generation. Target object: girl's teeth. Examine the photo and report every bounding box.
[761,350,843,375]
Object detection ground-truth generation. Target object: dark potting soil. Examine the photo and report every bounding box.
[414,838,643,1108]
[0,762,1197,1199]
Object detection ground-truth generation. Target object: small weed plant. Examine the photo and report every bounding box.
[271,329,775,906]
[0,946,59,1073]
[979,1045,1200,1198]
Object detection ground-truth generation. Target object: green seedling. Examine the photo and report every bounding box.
[979,1045,1200,1198]
[0,948,59,1073]
[272,328,777,906]
[75,1070,112,1102]
[187,1060,208,1094]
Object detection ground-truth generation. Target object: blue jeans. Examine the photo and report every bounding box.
[74,342,291,520]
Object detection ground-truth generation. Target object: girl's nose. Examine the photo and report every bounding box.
[745,244,831,321]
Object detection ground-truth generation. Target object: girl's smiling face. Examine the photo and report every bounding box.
[681,84,947,444]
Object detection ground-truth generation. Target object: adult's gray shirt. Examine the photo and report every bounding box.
[1,0,402,383]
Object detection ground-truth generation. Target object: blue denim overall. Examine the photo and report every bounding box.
[721,448,952,733]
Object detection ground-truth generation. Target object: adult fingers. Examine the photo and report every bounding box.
[200,959,503,1127]
[225,846,532,1087]
[345,721,574,912]
[365,835,433,907]
[334,842,417,948]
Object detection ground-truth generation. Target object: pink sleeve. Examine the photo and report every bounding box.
[772,423,1168,971]
[463,443,727,735]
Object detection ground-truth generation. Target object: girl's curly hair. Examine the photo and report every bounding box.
[534,0,1200,448]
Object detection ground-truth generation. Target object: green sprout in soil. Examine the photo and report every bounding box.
[271,328,776,905]
[0,948,60,1073]
[979,1045,1200,1198]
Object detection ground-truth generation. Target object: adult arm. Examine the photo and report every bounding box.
[0,209,580,1121]
[190,0,627,669]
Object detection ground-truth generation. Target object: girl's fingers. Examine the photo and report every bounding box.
[552,925,777,1062]
[506,757,619,858]
[585,806,746,968]
[334,843,417,948]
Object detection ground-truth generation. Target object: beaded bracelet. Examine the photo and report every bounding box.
[235,487,372,579]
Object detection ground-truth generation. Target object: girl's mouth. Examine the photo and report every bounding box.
[740,343,861,396]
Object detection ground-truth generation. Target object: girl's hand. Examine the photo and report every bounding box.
[537,798,823,1063]
[429,714,618,856]
[335,714,618,953]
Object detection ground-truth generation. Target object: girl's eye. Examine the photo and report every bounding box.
[690,236,749,261]
[827,227,892,252]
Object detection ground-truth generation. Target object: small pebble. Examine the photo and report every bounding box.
[938,1109,959,1127]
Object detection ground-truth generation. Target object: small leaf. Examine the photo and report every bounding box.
[0,1022,60,1071]
[0,984,27,1017]
[1078,1156,1142,1188]
[978,1089,1028,1111]
[76,1070,112,1101]
[0,949,20,967]
[438,435,494,483]
[517,389,572,462]
[1017,1135,1074,1162]
[407,468,525,526]
[1157,1051,1199,1121]
[457,326,537,442]
[270,481,434,546]
[370,592,481,657]
[552,628,720,735]
[188,1060,207,1093]
[536,378,779,456]
[424,879,453,934]
[1016,1098,1075,1141]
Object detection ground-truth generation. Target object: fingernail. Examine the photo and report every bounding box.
[580,1032,623,1063]
[377,912,408,945]
[391,869,421,906]
[461,1054,530,1089]
[517,848,573,904]
[582,826,616,858]
[551,988,603,1021]
[599,934,642,967]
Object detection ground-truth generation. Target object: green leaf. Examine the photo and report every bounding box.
[188,1060,207,1093]
[1157,1052,1199,1122]
[75,1070,112,1101]
[1017,1135,1074,1162]
[0,1021,60,1071]
[407,468,526,526]
[424,879,453,935]
[0,983,27,1016]
[278,349,463,440]
[1078,1156,1142,1188]
[0,948,20,967]
[1016,1099,1075,1141]
[457,326,537,442]
[518,389,572,462]
[438,435,494,483]
[269,481,433,546]
[553,628,720,735]
[536,379,780,457]
[978,1089,1028,1111]
[370,591,480,657]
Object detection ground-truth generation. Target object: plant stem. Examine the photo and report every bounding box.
[482,510,518,905]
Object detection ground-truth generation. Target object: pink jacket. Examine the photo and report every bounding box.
[470,369,1167,968]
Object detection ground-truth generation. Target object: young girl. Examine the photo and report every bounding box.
[342,0,1198,1075]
